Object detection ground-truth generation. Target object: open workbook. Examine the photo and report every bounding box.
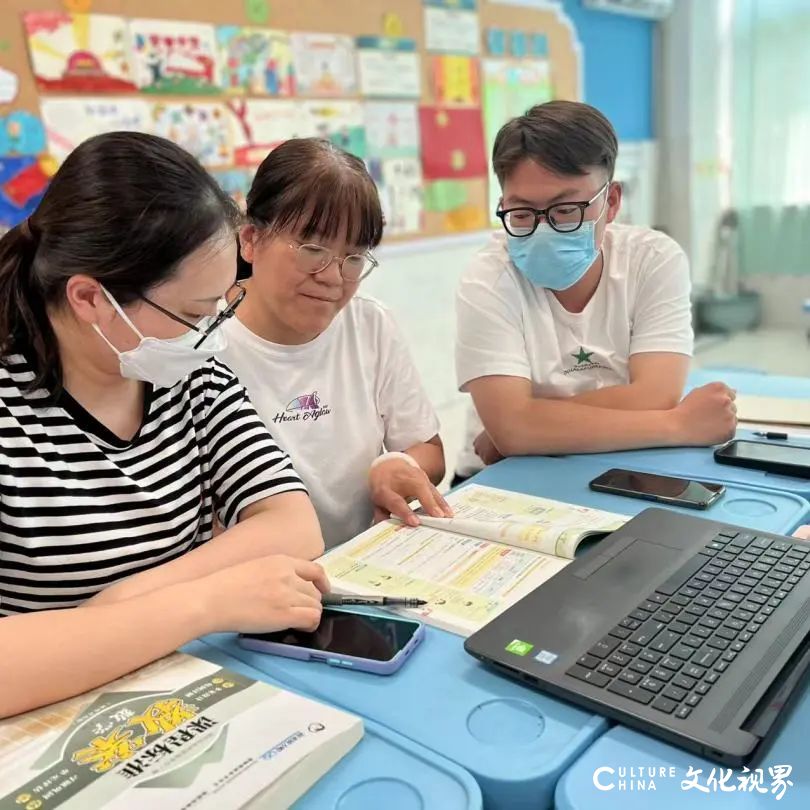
[0,653,362,810]
[319,484,628,637]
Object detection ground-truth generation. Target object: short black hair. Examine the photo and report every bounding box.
[492,100,618,184]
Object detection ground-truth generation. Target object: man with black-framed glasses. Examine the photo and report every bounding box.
[453,101,737,481]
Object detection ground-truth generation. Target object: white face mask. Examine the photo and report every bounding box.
[92,286,229,388]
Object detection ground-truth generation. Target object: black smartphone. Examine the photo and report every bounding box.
[589,468,725,509]
[714,439,810,479]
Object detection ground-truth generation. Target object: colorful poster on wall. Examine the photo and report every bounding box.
[356,37,420,99]
[418,106,486,179]
[129,19,220,94]
[211,167,255,211]
[0,155,55,230]
[23,12,135,92]
[1,111,47,157]
[225,99,310,166]
[149,102,232,168]
[364,102,419,159]
[302,101,366,159]
[482,59,552,216]
[378,157,423,236]
[291,33,358,97]
[40,97,149,163]
[217,27,295,96]
[424,7,480,55]
[424,0,478,8]
[431,55,480,105]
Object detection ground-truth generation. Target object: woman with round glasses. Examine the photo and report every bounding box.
[0,132,330,718]
[222,138,450,548]
[453,101,736,481]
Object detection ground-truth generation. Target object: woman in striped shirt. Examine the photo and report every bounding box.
[0,132,328,718]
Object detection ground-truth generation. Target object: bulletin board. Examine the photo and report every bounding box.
[0,0,581,243]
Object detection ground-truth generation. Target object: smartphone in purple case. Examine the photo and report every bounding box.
[238,607,425,675]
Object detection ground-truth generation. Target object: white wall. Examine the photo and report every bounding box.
[657,0,734,291]
[364,232,485,479]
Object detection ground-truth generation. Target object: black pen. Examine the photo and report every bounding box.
[322,594,428,608]
[753,431,789,441]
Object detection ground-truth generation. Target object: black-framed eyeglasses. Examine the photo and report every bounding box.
[289,242,379,282]
[497,183,610,237]
[141,281,247,349]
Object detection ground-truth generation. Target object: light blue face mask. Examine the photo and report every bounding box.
[506,191,609,291]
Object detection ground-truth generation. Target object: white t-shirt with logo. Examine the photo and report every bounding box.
[455,224,694,476]
[221,295,440,548]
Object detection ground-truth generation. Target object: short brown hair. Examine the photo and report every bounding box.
[492,100,618,185]
[246,138,384,249]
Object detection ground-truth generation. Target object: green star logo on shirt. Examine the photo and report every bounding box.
[572,347,595,365]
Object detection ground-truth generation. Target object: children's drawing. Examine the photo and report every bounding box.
[0,155,54,230]
[23,12,135,92]
[364,102,420,160]
[225,100,311,167]
[0,112,47,157]
[149,103,232,168]
[40,98,149,164]
[129,19,219,94]
[211,168,255,211]
[291,33,358,97]
[302,101,366,159]
[218,26,295,96]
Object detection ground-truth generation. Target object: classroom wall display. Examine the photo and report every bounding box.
[149,102,232,167]
[356,37,420,99]
[0,154,55,230]
[486,28,549,58]
[40,96,149,163]
[211,166,255,210]
[418,106,487,180]
[482,58,552,217]
[431,55,480,105]
[0,111,47,156]
[424,0,478,9]
[423,5,480,55]
[302,101,366,160]
[1,0,581,242]
[377,156,423,236]
[129,19,220,94]
[290,33,358,97]
[364,102,420,159]
[225,99,310,167]
[23,12,135,92]
[217,26,295,96]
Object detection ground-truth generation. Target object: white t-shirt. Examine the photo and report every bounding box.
[455,224,693,476]
[221,295,440,548]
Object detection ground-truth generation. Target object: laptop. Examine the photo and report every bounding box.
[464,507,810,766]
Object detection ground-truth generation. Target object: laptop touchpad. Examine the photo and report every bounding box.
[575,538,681,593]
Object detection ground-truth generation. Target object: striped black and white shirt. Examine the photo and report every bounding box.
[0,355,306,616]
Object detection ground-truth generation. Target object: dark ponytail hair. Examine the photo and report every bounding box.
[240,137,384,279]
[0,131,240,393]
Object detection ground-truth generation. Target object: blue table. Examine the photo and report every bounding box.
[182,641,483,810]
[556,679,810,809]
[568,428,810,502]
[203,627,606,810]
[472,455,810,535]
[688,368,810,398]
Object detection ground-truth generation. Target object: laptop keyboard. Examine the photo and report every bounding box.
[565,530,810,719]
